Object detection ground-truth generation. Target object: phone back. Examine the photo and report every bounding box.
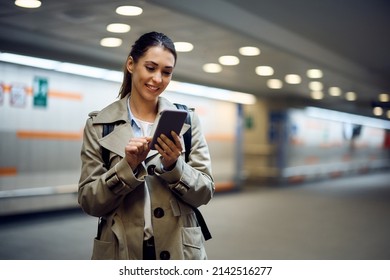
[150,109,188,149]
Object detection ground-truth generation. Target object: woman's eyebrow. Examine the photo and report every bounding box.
[145,61,174,69]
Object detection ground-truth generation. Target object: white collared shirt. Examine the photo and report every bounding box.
[127,98,154,240]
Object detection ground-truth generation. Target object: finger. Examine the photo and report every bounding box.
[159,134,175,146]
[125,145,139,156]
[170,131,182,150]
[129,137,149,146]
[157,136,172,153]
[127,142,146,155]
[154,144,168,159]
[160,135,180,156]
[129,137,149,144]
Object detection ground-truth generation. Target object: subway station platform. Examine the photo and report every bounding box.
[0,171,389,260]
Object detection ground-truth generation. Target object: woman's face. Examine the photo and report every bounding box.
[127,46,175,102]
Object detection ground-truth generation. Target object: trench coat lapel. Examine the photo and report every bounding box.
[98,123,133,158]
[98,122,163,159]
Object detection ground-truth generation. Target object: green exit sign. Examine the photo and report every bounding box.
[33,76,48,107]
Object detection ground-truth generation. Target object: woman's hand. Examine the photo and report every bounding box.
[154,131,182,170]
[125,137,152,171]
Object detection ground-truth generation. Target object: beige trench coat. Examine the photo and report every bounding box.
[78,95,215,260]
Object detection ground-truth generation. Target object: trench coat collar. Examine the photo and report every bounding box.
[94,94,190,159]
[92,95,182,124]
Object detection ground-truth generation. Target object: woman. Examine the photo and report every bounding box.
[78,31,215,260]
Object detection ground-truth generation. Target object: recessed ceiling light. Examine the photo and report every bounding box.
[379,93,389,102]
[329,87,342,96]
[174,42,194,52]
[309,81,323,91]
[218,55,239,66]
[15,0,41,8]
[267,79,283,89]
[285,74,301,84]
[345,91,357,101]
[203,63,222,73]
[107,23,131,33]
[100,37,122,47]
[255,66,274,76]
[311,91,324,100]
[373,107,383,116]
[116,5,143,16]
[239,46,260,56]
[306,69,323,79]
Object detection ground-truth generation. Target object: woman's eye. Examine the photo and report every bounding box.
[146,66,155,71]
[145,65,172,76]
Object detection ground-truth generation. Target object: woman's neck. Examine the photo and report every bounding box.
[129,95,158,122]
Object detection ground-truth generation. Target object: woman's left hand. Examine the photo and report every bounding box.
[154,131,183,170]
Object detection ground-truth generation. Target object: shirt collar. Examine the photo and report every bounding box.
[126,96,140,129]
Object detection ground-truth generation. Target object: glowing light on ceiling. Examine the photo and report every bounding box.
[309,81,323,91]
[306,69,323,79]
[373,107,383,116]
[203,63,222,73]
[15,0,41,8]
[311,91,324,100]
[267,79,283,89]
[329,87,342,96]
[100,37,122,47]
[345,91,357,101]
[106,23,131,33]
[116,6,143,16]
[218,55,239,66]
[379,93,389,102]
[285,74,301,84]
[174,42,194,52]
[239,46,260,56]
[255,66,274,76]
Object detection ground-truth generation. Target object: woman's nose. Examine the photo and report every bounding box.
[152,72,162,83]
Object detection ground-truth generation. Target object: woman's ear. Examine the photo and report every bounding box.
[126,56,134,73]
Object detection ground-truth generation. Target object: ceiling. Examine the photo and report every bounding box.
[1,0,389,119]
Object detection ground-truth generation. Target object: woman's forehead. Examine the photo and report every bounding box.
[141,46,175,66]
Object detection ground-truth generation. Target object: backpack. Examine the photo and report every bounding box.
[101,103,211,241]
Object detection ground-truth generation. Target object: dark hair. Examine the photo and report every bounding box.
[118,31,177,99]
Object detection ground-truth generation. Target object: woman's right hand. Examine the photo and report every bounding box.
[125,137,152,171]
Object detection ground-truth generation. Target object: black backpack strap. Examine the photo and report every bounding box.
[97,123,115,239]
[174,103,191,162]
[174,103,212,241]
[193,207,212,241]
[102,123,115,169]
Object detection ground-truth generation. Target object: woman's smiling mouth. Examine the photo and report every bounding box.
[146,84,159,92]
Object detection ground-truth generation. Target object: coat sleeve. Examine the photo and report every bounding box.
[155,110,215,208]
[77,117,146,217]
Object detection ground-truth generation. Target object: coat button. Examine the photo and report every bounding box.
[147,165,156,175]
[160,251,170,260]
[154,207,164,218]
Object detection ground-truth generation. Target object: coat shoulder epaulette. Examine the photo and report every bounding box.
[88,111,100,118]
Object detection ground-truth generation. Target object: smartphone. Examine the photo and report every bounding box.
[150,109,188,149]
